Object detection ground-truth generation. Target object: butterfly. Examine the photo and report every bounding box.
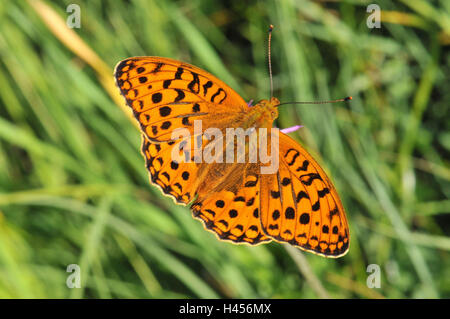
[114,56,349,258]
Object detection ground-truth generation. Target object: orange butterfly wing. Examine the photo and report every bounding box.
[141,134,200,205]
[191,163,271,245]
[259,132,349,257]
[115,56,248,143]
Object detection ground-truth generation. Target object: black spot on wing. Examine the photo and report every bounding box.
[272,210,280,221]
[173,89,185,102]
[218,219,228,227]
[270,191,280,199]
[159,106,171,117]
[296,191,309,202]
[202,81,213,96]
[210,88,227,104]
[151,62,164,74]
[161,121,171,130]
[182,117,191,126]
[296,160,309,172]
[188,72,200,94]
[300,173,322,185]
[175,67,183,79]
[161,172,170,182]
[285,207,295,219]
[312,200,320,211]
[205,209,216,217]
[245,180,258,187]
[229,209,238,218]
[285,149,300,166]
[281,178,291,186]
[329,208,339,217]
[299,213,310,224]
[318,188,330,198]
[170,161,179,170]
[163,79,172,88]
[152,92,162,103]
[152,125,158,135]
[215,200,225,208]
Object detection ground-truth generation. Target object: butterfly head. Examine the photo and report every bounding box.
[253,97,280,128]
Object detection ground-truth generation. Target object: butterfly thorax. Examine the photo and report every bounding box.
[244,97,280,129]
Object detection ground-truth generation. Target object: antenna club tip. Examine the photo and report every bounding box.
[269,24,274,31]
[345,96,352,101]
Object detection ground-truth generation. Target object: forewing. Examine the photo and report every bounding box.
[115,56,248,142]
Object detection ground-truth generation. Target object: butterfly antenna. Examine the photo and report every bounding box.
[277,96,352,107]
[266,24,351,107]
[268,24,274,99]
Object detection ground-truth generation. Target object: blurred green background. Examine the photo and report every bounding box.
[0,0,449,298]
